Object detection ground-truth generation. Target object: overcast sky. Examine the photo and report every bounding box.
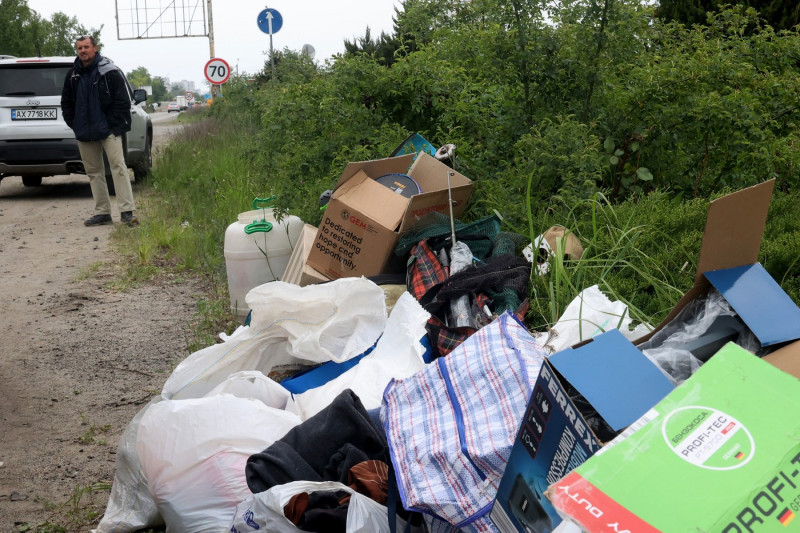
[27,0,402,95]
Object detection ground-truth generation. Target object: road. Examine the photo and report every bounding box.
[0,110,202,532]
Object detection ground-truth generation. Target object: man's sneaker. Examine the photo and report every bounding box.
[121,211,139,226]
[84,214,112,226]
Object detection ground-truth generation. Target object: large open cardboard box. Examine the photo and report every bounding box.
[547,342,800,532]
[634,179,800,378]
[489,329,674,533]
[306,152,473,279]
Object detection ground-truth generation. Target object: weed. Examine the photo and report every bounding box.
[77,414,112,445]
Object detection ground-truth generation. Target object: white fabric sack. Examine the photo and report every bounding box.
[292,291,430,419]
[230,480,400,533]
[162,277,387,400]
[136,393,302,533]
[94,397,164,533]
[246,277,387,362]
[545,285,652,353]
[207,370,296,411]
[96,374,301,532]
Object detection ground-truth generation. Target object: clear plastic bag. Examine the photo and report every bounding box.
[639,288,757,384]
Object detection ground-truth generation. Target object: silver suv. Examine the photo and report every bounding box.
[0,56,153,190]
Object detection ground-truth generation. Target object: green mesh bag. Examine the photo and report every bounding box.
[395,212,527,260]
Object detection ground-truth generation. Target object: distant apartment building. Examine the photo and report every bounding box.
[171,80,196,93]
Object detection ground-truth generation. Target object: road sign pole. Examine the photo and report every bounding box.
[269,32,275,81]
[257,7,282,82]
[267,9,275,81]
[207,0,219,98]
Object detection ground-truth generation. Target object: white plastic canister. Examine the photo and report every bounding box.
[224,199,304,322]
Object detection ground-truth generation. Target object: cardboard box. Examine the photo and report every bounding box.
[306,152,473,279]
[489,329,674,533]
[282,224,332,286]
[547,342,800,532]
[633,179,800,376]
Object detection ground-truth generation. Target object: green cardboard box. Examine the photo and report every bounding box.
[547,343,800,532]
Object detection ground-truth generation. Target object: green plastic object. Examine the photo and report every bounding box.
[244,196,277,234]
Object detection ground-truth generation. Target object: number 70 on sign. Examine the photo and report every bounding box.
[204,58,232,84]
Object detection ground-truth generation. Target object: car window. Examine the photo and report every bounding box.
[0,65,72,97]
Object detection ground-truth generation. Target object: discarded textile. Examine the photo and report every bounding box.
[230,480,402,533]
[246,389,388,493]
[382,312,548,531]
[283,461,389,532]
[396,212,526,260]
[407,239,531,358]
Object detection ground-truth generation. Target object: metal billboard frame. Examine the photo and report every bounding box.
[114,0,209,40]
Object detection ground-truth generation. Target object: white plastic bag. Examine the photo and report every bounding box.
[545,285,652,353]
[94,397,164,533]
[292,291,430,419]
[230,480,399,533]
[162,277,387,400]
[136,393,302,533]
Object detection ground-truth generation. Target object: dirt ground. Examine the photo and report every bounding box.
[0,113,205,532]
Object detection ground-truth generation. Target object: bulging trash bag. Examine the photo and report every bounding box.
[162,277,387,400]
[94,397,165,533]
[292,291,430,419]
[96,372,297,532]
[230,480,401,533]
[136,393,302,532]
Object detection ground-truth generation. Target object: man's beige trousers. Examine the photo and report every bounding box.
[77,134,135,215]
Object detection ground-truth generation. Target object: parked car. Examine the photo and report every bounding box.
[0,56,153,191]
[167,102,180,113]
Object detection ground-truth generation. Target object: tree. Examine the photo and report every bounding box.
[655,0,800,30]
[0,0,101,57]
[343,26,397,66]
[36,12,97,56]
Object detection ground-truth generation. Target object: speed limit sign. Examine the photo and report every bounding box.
[204,58,231,85]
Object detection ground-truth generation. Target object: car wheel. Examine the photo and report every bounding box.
[22,176,42,187]
[133,132,152,181]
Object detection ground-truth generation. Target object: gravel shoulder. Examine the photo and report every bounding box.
[0,112,204,532]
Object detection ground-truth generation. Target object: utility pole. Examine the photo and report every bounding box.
[207,0,219,98]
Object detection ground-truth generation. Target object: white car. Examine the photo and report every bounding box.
[167,102,180,113]
[0,56,153,189]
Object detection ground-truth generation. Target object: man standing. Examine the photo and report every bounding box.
[61,35,138,226]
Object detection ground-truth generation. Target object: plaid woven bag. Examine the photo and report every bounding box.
[381,312,547,532]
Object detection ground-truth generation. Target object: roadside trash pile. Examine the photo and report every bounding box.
[94,139,800,533]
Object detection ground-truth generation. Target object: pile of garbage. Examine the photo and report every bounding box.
[93,157,800,532]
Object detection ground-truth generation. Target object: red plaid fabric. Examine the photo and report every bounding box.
[407,240,448,300]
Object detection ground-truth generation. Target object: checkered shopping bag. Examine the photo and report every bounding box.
[381,312,547,531]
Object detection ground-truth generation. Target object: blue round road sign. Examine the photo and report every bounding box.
[257,8,283,34]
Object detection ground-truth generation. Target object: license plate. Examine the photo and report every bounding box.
[11,108,57,120]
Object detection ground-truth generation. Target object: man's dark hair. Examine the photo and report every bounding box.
[75,35,96,46]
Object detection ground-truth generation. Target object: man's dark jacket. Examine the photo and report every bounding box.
[61,54,131,141]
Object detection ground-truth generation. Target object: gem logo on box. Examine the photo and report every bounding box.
[663,406,754,470]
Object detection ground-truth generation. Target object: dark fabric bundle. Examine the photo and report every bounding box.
[245,389,388,494]
[420,254,531,316]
